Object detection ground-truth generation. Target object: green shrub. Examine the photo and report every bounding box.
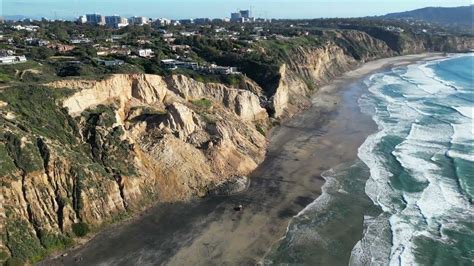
[0,85,78,145]
[72,222,89,237]
[255,125,266,136]
[5,257,24,266]
[40,232,73,251]
[0,143,17,177]
[5,219,44,262]
[192,98,213,109]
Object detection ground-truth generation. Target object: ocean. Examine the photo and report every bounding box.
[265,54,474,265]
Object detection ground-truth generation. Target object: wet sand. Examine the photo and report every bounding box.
[43,53,443,266]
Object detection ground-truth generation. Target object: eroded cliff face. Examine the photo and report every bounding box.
[271,31,393,118]
[0,74,268,263]
[269,30,473,118]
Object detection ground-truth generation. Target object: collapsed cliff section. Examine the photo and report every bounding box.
[0,74,268,264]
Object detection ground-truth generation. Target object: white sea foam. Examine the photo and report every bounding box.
[453,106,474,119]
[353,54,474,265]
[451,122,474,145]
[446,149,474,162]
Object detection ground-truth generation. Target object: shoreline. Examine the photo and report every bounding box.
[42,53,446,265]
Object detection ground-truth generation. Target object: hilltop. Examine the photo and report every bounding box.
[381,5,474,34]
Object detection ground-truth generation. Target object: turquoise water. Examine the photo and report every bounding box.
[266,54,474,265]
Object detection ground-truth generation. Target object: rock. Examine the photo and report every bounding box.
[234,204,243,211]
[208,176,250,196]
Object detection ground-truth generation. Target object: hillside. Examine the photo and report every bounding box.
[381,5,474,33]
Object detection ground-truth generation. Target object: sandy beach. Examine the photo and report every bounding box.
[42,53,444,266]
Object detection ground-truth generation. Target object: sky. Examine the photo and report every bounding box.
[1,0,472,20]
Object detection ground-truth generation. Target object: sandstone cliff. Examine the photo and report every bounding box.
[270,30,393,118]
[268,30,472,118]
[0,74,268,263]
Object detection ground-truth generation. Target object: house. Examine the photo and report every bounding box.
[70,38,91,44]
[170,45,191,52]
[96,59,124,67]
[136,49,154,58]
[180,31,196,37]
[97,47,131,56]
[207,64,239,75]
[161,59,198,70]
[12,25,39,32]
[0,50,15,57]
[25,38,50,46]
[161,59,178,70]
[48,44,76,53]
[0,56,27,64]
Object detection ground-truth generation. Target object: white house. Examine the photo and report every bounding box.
[136,49,154,58]
[0,56,27,64]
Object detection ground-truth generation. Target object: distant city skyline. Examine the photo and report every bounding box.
[1,0,472,20]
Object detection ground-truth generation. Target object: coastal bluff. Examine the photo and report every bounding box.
[0,28,472,264]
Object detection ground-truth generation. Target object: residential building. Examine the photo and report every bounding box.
[129,16,148,26]
[48,44,76,53]
[213,18,230,23]
[0,50,14,57]
[105,15,128,28]
[161,59,198,70]
[96,59,124,67]
[170,45,191,52]
[25,38,50,46]
[86,14,105,25]
[96,46,131,56]
[240,10,251,19]
[77,15,87,24]
[230,10,254,23]
[155,18,171,26]
[70,38,91,44]
[12,25,39,31]
[0,55,27,64]
[194,18,211,25]
[179,31,195,37]
[136,49,154,58]
[230,12,242,22]
[179,19,194,25]
[170,20,181,26]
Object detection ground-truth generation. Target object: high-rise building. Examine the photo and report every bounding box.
[240,10,251,18]
[86,14,105,25]
[231,10,254,23]
[129,16,148,26]
[194,18,211,25]
[179,19,194,25]
[105,15,129,28]
[77,15,87,24]
[155,18,171,26]
[230,12,242,22]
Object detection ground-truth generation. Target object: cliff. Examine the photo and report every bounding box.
[270,30,394,118]
[266,30,472,118]
[0,74,268,264]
